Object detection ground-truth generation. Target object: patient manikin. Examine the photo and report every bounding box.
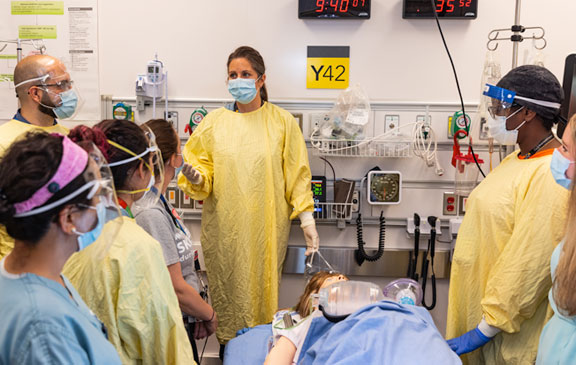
[264,272,348,365]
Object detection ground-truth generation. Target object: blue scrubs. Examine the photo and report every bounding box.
[0,259,121,364]
[536,242,576,364]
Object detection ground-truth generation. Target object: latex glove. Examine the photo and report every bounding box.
[300,211,319,256]
[302,224,319,256]
[182,163,203,185]
[447,327,492,355]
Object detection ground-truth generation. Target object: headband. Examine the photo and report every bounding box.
[13,134,89,215]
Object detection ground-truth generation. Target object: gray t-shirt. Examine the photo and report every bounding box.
[135,198,200,293]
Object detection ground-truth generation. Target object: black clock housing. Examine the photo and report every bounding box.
[403,0,477,19]
[299,0,370,19]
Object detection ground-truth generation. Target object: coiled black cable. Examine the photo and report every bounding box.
[355,211,386,265]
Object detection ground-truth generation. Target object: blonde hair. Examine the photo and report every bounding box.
[294,271,348,317]
[553,114,576,315]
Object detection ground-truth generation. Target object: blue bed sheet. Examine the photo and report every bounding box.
[299,301,461,364]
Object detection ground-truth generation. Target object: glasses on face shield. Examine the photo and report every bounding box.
[37,79,75,92]
[487,103,521,119]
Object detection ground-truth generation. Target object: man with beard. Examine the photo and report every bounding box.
[0,55,75,259]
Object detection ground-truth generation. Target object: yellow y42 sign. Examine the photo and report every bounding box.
[307,46,350,89]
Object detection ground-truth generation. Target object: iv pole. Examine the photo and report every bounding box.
[486,0,547,155]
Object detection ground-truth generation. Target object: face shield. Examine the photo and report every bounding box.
[13,135,122,258]
[106,126,164,213]
[318,281,384,322]
[13,62,84,120]
[483,83,562,119]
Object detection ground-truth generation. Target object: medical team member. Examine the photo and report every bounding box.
[135,118,217,363]
[0,132,121,364]
[62,121,195,364]
[0,55,74,259]
[179,46,318,346]
[446,65,569,364]
[537,114,576,364]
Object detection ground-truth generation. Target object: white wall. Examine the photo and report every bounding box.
[99,0,576,102]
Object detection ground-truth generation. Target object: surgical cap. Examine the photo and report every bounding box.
[497,65,564,121]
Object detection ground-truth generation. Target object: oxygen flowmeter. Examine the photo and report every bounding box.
[448,111,470,139]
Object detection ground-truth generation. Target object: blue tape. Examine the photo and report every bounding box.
[483,84,516,104]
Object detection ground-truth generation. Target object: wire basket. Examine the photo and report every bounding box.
[313,202,354,221]
[311,139,411,158]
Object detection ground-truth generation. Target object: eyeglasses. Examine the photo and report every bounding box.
[487,103,520,119]
[34,79,74,91]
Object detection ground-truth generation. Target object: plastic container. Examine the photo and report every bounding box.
[382,278,423,306]
[319,281,384,316]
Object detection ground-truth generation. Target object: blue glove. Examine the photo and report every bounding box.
[447,327,491,355]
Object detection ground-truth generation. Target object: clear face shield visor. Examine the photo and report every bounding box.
[14,66,84,120]
[318,281,384,322]
[106,126,165,213]
[13,140,122,258]
[483,83,562,119]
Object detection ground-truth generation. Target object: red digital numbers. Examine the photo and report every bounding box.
[316,0,364,13]
[437,0,462,12]
[436,0,444,12]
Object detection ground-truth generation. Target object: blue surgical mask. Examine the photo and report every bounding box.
[53,89,79,119]
[228,78,259,104]
[73,201,107,250]
[174,159,184,177]
[550,148,575,190]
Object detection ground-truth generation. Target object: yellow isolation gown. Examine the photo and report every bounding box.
[178,102,314,343]
[0,118,69,260]
[63,217,195,364]
[447,149,569,364]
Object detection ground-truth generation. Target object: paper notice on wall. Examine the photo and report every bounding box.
[0,1,99,122]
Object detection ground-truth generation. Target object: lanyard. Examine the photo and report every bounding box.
[523,134,555,159]
[117,198,134,218]
[160,194,186,234]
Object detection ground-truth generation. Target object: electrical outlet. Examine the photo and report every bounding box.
[351,190,360,213]
[443,192,457,216]
[479,117,490,140]
[385,115,400,135]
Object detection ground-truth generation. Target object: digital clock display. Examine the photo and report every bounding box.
[299,0,370,19]
[403,0,477,19]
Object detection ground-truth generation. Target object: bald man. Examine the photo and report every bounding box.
[0,55,73,259]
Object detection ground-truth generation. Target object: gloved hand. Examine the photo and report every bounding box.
[182,163,203,185]
[447,327,492,355]
[300,211,319,256]
[302,224,319,256]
